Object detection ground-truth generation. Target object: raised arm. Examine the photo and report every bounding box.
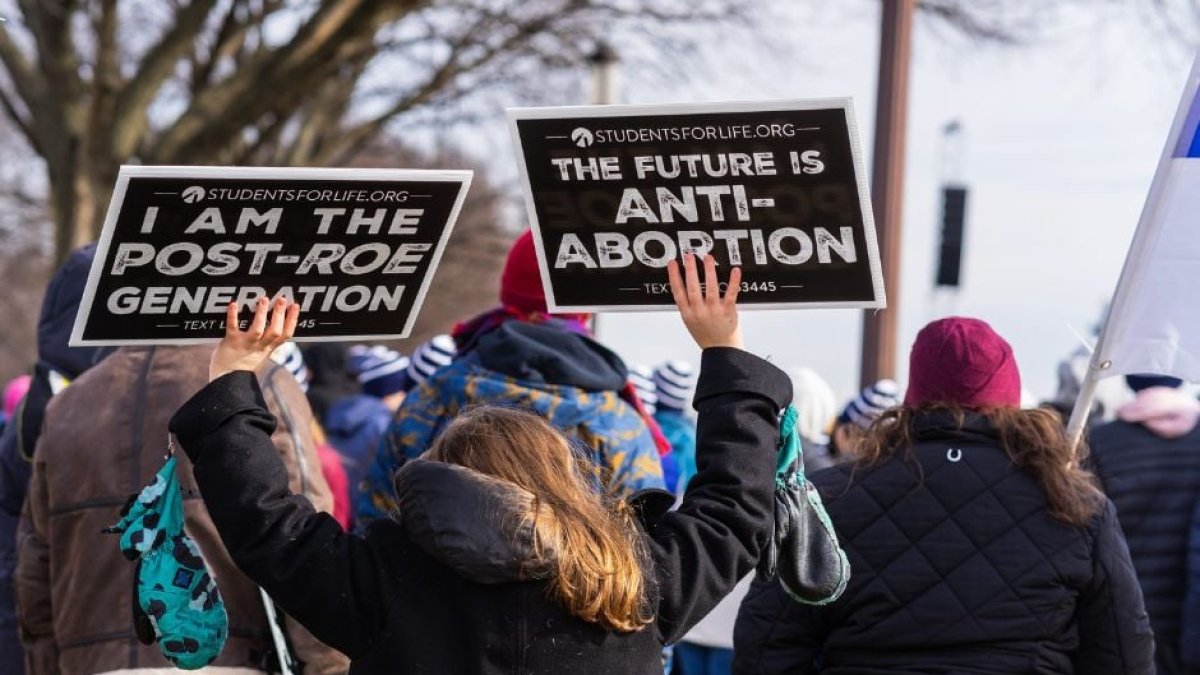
[170,297,397,659]
[644,255,791,643]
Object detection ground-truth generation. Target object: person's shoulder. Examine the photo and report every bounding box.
[41,348,145,421]
[809,461,856,497]
[1087,418,1145,448]
[1080,496,1122,542]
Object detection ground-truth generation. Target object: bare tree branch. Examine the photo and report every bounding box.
[110,0,220,159]
[146,0,425,163]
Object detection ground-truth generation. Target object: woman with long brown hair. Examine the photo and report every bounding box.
[168,255,792,674]
[734,317,1155,675]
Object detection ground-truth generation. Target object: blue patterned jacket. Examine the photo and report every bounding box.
[357,321,664,525]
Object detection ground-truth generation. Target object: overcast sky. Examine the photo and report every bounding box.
[571,2,1195,405]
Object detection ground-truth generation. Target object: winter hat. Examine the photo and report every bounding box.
[838,379,902,430]
[790,367,838,444]
[39,243,112,377]
[351,345,411,398]
[654,360,696,412]
[4,375,31,419]
[1125,374,1184,392]
[905,317,1021,409]
[271,342,309,392]
[629,365,658,415]
[501,231,549,314]
[407,335,456,388]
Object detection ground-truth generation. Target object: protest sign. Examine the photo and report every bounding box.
[508,100,885,312]
[70,166,472,346]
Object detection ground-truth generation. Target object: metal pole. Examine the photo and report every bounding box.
[588,42,618,337]
[588,42,619,106]
[1065,354,1106,452]
[861,0,915,388]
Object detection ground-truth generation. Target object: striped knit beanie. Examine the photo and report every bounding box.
[837,379,902,430]
[629,365,658,415]
[271,342,309,392]
[654,360,696,412]
[407,334,456,388]
[349,345,411,398]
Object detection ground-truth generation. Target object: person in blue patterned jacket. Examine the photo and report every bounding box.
[356,231,667,525]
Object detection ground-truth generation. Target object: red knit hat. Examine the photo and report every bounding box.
[501,230,549,314]
[904,317,1021,409]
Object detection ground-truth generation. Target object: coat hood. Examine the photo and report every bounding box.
[474,321,627,393]
[393,460,556,585]
[37,243,110,377]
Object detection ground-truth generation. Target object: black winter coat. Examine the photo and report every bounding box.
[170,347,790,675]
[734,411,1155,675]
[1089,417,1200,672]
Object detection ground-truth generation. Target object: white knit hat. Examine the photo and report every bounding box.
[629,364,657,415]
[406,334,456,386]
[654,360,696,412]
[789,367,837,444]
[838,379,902,430]
[270,342,309,392]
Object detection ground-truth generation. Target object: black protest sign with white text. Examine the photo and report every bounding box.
[71,167,471,345]
[509,102,884,311]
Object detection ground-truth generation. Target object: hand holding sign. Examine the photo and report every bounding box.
[210,297,299,381]
[668,254,744,350]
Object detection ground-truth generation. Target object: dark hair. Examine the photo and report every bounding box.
[855,404,1104,525]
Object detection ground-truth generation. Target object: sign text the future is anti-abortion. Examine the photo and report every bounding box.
[509,100,885,311]
[71,166,471,345]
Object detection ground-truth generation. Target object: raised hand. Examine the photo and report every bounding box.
[667,254,744,350]
[209,297,300,381]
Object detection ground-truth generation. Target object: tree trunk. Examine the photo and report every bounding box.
[49,153,109,265]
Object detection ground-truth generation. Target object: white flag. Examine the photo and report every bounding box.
[1093,54,1200,382]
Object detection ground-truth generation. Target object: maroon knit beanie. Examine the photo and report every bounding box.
[904,317,1021,409]
[500,230,548,314]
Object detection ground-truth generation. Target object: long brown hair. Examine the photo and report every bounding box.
[856,404,1104,525]
[426,406,653,633]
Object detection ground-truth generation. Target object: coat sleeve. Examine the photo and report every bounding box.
[258,366,351,675]
[732,579,824,675]
[644,347,790,644]
[1073,499,1155,675]
[356,379,449,527]
[170,371,402,660]
[14,442,57,675]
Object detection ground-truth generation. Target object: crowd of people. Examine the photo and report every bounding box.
[0,230,1194,674]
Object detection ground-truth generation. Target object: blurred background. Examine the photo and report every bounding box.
[0,0,1197,404]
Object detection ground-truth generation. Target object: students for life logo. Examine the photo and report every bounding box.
[570,127,594,148]
[181,185,206,203]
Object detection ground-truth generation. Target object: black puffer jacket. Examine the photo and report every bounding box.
[1089,415,1200,673]
[734,411,1155,675]
[171,347,790,674]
